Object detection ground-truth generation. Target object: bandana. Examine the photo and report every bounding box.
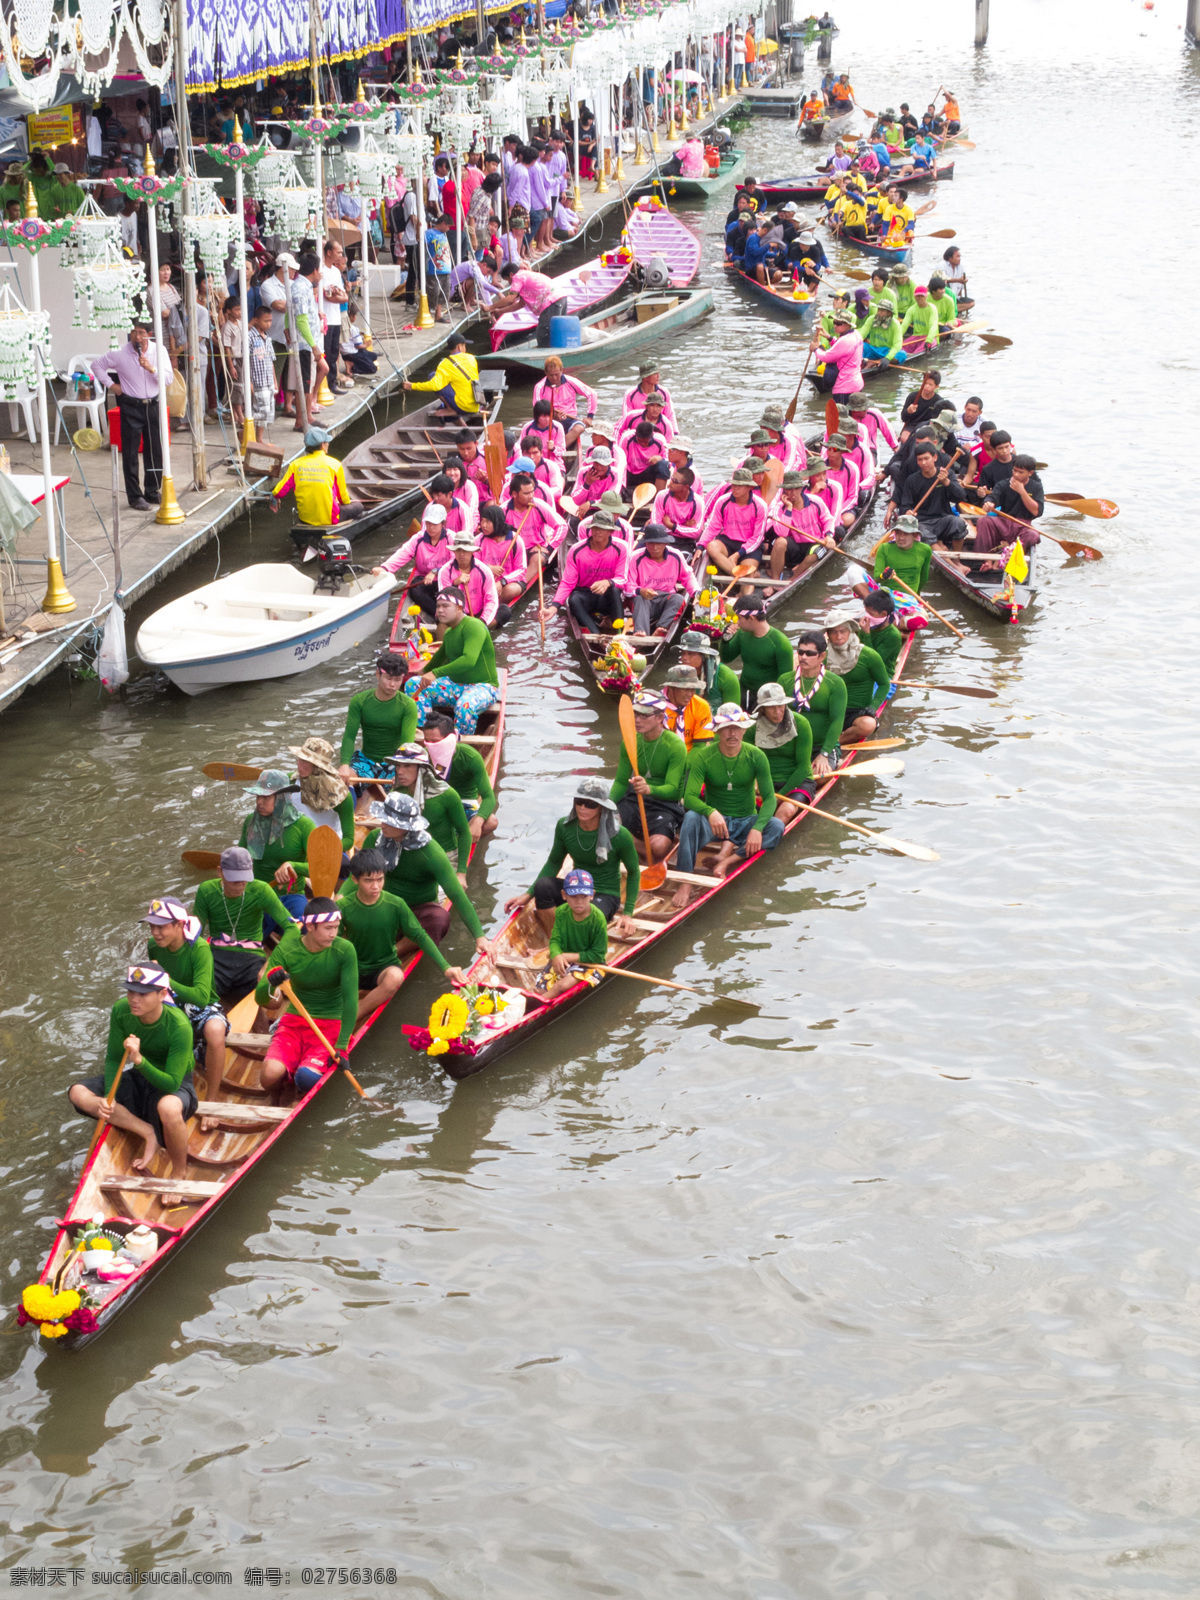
[244,793,302,860]
[754,705,799,751]
[298,769,349,814]
[374,821,433,871]
[825,632,863,674]
[791,663,826,713]
[300,909,342,925]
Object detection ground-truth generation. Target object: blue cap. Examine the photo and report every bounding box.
[562,869,594,896]
[304,426,333,449]
[511,456,536,473]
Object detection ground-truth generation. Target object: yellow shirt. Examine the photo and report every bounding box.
[409,351,480,414]
[273,449,353,526]
[840,198,867,228]
[823,181,844,207]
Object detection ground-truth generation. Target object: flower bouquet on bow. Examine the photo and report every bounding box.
[405,984,511,1060]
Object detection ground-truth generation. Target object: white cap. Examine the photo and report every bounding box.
[276,251,300,269]
[424,503,448,523]
[53,162,71,174]
[823,605,861,629]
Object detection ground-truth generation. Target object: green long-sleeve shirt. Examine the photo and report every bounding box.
[532,817,640,913]
[859,312,904,357]
[548,903,609,965]
[684,739,777,822]
[194,878,296,951]
[254,924,359,1049]
[719,625,793,707]
[928,288,958,327]
[873,537,931,595]
[868,285,899,314]
[425,616,498,687]
[337,886,448,975]
[891,280,916,318]
[360,832,485,938]
[146,933,217,1008]
[837,643,891,714]
[609,729,687,803]
[409,784,472,862]
[745,719,814,794]
[238,811,315,888]
[779,669,849,757]
[900,301,940,345]
[706,662,743,714]
[447,742,497,822]
[339,687,420,765]
[104,999,194,1095]
[856,620,903,674]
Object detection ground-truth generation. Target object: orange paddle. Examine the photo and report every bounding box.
[618,694,668,891]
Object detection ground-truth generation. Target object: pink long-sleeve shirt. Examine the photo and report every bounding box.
[531,373,597,422]
[515,418,567,463]
[820,454,861,511]
[622,430,669,475]
[810,478,846,525]
[620,381,678,436]
[440,494,478,537]
[818,330,864,396]
[623,547,700,599]
[571,464,622,505]
[652,486,705,542]
[503,493,565,552]
[554,537,632,604]
[767,492,835,544]
[760,429,807,472]
[436,557,500,625]
[855,405,897,454]
[382,528,454,578]
[700,491,769,554]
[478,529,528,581]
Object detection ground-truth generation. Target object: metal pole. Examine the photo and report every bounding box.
[143,182,185,525]
[413,108,434,328]
[1188,0,1200,43]
[25,192,74,612]
[233,123,254,450]
[173,0,206,490]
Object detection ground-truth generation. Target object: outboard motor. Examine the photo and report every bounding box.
[641,254,672,292]
[313,533,357,590]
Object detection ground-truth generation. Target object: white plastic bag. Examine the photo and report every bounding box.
[96,601,129,692]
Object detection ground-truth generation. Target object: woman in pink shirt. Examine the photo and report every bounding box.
[477,503,529,607]
[810,311,864,397]
[373,503,454,616]
[488,262,568,347]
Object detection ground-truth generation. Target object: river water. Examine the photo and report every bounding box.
[3,0,1199,1592]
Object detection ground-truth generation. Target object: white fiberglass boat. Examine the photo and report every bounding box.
[136,563,396,695]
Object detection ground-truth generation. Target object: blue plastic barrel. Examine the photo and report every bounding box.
[549,315,582,349]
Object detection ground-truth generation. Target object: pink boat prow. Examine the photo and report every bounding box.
[624,200,702,288]
[490,258,633,350]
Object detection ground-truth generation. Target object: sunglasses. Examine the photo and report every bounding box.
[796,648,821,657]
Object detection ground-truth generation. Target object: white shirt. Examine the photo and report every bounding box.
[119,211,139,256]
[87,115,103,157]
[732,28,745,63]
[319,263,344,327]
[259,273,288,346]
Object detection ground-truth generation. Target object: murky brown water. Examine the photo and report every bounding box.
[3,1,1199,1592]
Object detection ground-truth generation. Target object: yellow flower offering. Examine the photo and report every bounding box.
[427,1039,450,1057]
[40,1321,70,1338]
[407,604,422,617]
[89,1237,113,1252]
[428,992,470,1041]
[22,1285,80,1323]
[697,589,711,606]
[475,995,494,1016]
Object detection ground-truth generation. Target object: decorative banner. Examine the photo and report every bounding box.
[72,246,147,330]
[111,168,187,205]
[286,112,348,142]
[205,135,275,170]
[1,213,74,253]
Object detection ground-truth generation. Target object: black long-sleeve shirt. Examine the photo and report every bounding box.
[987,473,1044,521]
[898,466,965,520]
[899,389,956,432]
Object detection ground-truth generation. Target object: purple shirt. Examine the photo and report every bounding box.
[528,160,554,212]
[92,340,162,400]
[506,163,532,211]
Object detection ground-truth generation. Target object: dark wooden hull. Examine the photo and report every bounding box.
[337,379,505,518]
[931,547,1036,623]
[799,119,827,142]
[563,571,690,698]
[726,264,819,319]
[428,633,916,1078]
[807,321,967,389]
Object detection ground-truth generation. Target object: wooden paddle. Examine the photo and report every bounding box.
[536,550,546,645]
[762,457,786,505]
[1044,494,1119,520]
[276,978,368,1098]
[484,420,506,502]
[202,762,263,782]
[631,481,657,514]
[925,228,956,239]
[958,504,1104,560]
[840,736,906,750]
[824,396,840,438]
[583,963,758,1011]
[902,681,999,699]
[796,800,940,860]
[716,558,758,601]
[976,333,1013,349]
[306,825,343,899]
[618,694,668,891]
[784,340,819,425]
[821,756,905,778]
[837,547,966,638]
[182,850,222,871]
[87,1049,130,1156]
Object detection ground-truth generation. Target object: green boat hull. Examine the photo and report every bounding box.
[488,287,716,374]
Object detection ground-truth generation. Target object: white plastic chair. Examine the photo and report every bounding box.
[53,357,108,445]
[6,383,37,444]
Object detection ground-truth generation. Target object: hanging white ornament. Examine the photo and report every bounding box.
[260,186,318,242]
[0,285,52,399]
[72,246,147,331]
[180,209,239,275]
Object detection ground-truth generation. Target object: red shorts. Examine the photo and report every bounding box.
[266,1012,340,1079]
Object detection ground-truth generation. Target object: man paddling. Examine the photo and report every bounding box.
[745,682,815,824]
[889,441,968,550]
[288,736,355,847]
[851,513,931,603]
[420,709,500,848]
[821,605,892,745]
[609,689,687,865]
[779,631,849,777]
[699,467,767,581]
[672,703,783,906]
[69,963,197,1204]
[257,901,358,1098]
[338,849,466,1025]
[767,469,838,586]
[338,651,420,785]
[143,897,229,1115]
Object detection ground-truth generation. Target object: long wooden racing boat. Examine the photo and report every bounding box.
[562,579,690,699]
[489,256,633,351]
[931,546,1036,625]
[750,161,953,204]
[724,263,819,320]
[405,633,917,1078]
[34,689,507,1348]
[664,149,747,198]
[485,287,715,375]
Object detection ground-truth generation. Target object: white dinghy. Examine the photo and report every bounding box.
[136,563,397,696]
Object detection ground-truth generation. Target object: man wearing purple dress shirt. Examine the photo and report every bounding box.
[92,324,163,510]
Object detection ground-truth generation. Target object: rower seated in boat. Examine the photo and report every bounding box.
[620,362,678,437]
[547,510,631,636]
[720,596,793,710]
[238,769,315,921]
[286,735,356,848]
[779,630,848,778]
[476,504,528,609]
[436,530,504,629]
[802,460,847,531]
[665,436,704,500]
[745,683,815,823]
[757,405,806,473]
[338,650,420,785]
[619,417,671,495]
[767,469,838,586]
[544,868,609,984]
[385,741,473,877]
[440,454,480,519]
[965,456,1043,568]
[503,471,567,590]
[511,436,564,502]
[743,217,785,286]
[361,792,492,957]
[661,664,716,751]
[271,426,364,527]
[69,963,198,1203]
[855,588,908,670]
[625,524,698,638]
[519,400,567,465]
[455,428,491,499]
[583,418,628,489]
[532,358,596,450]
[810,309,864,399]
[571,447,623,523]
[852,514,932,612]
[577,490,636,546]
[926,275,959,330]
[859,301,907,367]
[672,704,784,908]
[901,285,941,354]
[891,440,968,551]
[338,850,466,1025]
[421,710,500,847]
[699,468,767,583]
[819,605,892,745]
[373,502,455,620]
[404,586,500,735]
[652,466,705,548]
[799,90,824,123]
[677,631,739,717]
[194,846,297,1004]
[610,689,687,865]
[142,896,229,1113]
[503,776,640,941]
[831,414,877,486]
[845,389,898,455]
[257,901,358,1097]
